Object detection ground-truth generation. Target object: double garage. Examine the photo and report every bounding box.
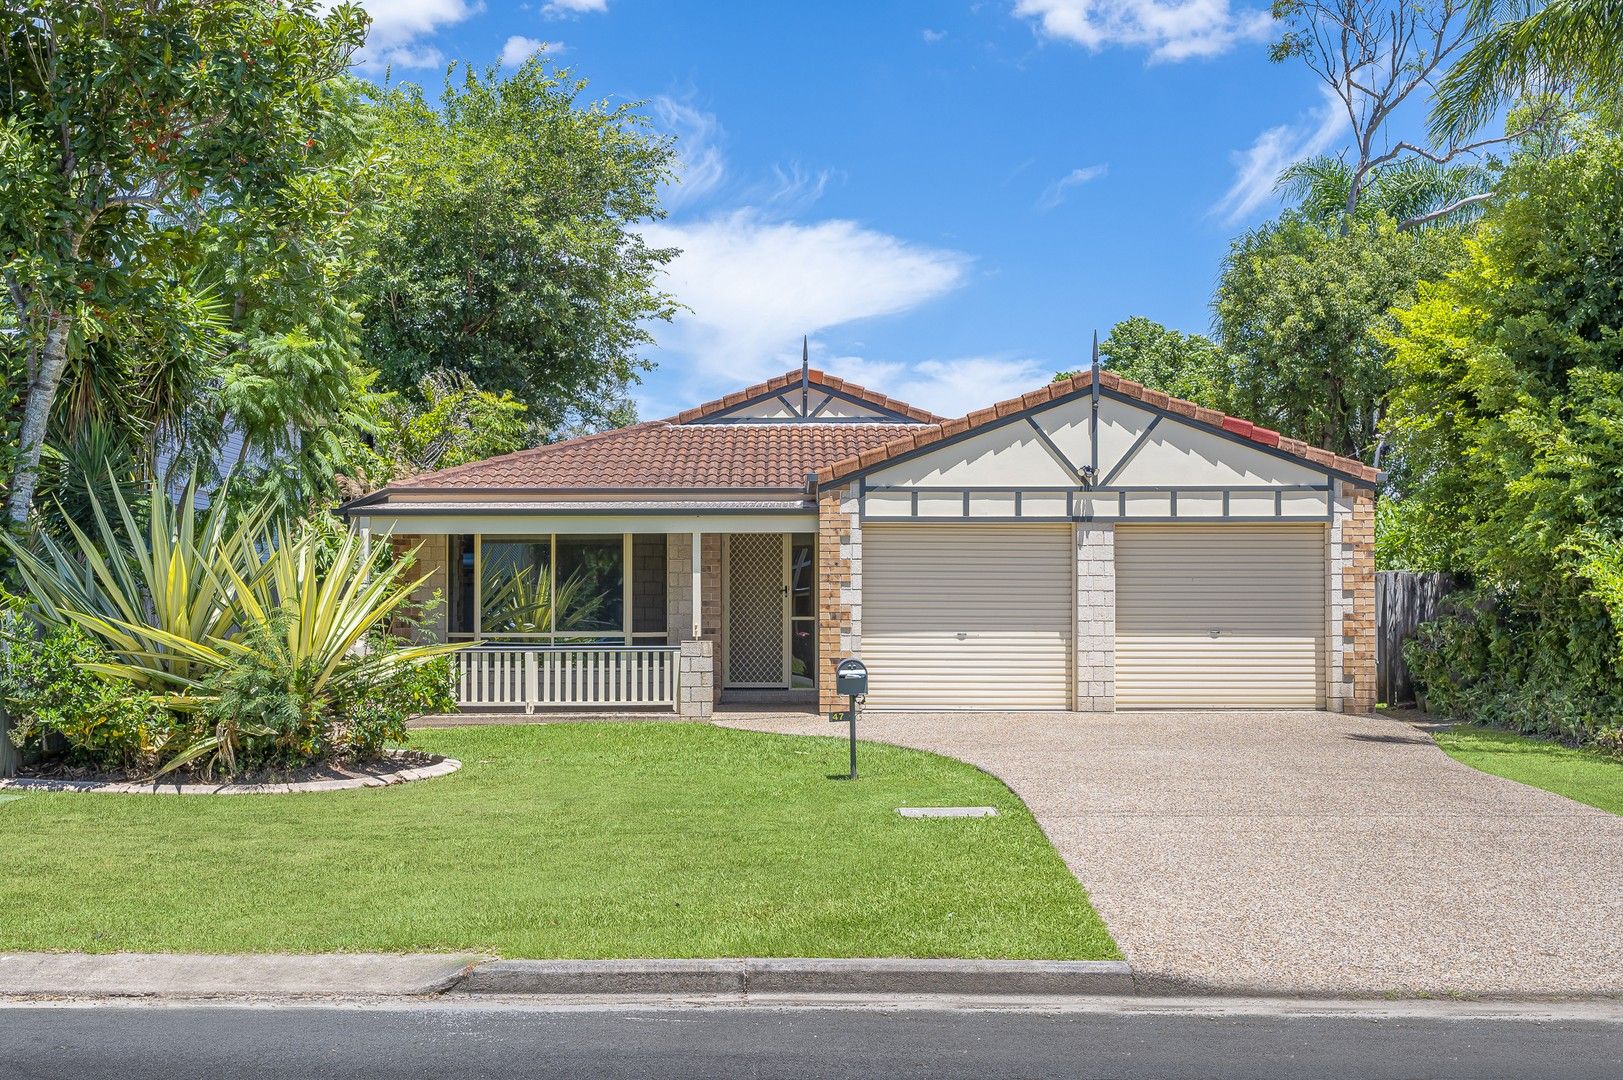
[859,522,1328,711]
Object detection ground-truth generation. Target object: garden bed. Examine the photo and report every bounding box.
[0,749,458,795]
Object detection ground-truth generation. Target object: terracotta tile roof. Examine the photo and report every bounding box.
[667,368,944,425]
[815,369,1382,487]
[384,421,921,492]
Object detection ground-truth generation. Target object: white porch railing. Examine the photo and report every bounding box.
[456,645,681,712]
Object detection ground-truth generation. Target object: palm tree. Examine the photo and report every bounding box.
[1432,0,1623,144]
[1276,156,1494,231]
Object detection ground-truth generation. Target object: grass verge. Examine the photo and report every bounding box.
[1434,726,1623,816]
[0,723,1117,960]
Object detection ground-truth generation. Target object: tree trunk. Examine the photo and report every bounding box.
[5,317,73,525]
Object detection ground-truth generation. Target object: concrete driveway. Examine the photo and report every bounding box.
[718,709,1623,998]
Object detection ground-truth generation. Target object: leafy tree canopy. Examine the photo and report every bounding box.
[1214,213,1464,464]
[0,0,369,524]
[1386,121,1623,610]
[359,58,680,434]
[1057,317,1239,415]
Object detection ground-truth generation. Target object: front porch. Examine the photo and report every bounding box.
[369,519,821,718]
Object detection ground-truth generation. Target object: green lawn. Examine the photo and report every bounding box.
[0,723,1117,960]
[1434,726,1623,816]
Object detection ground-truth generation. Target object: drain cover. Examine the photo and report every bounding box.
[896,806,998,818]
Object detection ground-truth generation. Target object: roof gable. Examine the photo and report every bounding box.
[816,369,1381,488]
[667,368,941,425]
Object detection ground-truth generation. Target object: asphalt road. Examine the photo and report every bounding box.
[2,1001,1620,1080]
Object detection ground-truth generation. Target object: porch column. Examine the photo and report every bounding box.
[690,529,702,640]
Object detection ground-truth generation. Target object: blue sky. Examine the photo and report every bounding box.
[357,1,1351,420]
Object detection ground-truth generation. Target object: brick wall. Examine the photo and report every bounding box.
[1075,523,1115,712]
[1329,482,1377,712]
[390,533,448,643]
[816,485,861,715]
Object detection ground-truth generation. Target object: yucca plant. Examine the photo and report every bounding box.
[4,473,467,777]
[2,475,274,691]
[479,564,606,638]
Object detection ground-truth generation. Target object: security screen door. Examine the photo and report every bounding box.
[727,533,788,687]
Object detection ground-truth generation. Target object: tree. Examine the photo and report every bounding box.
[1214,214,1463,463]
[1432,0,1623,144]
[1056,318,1238,414]
[0,0,369,524]
[345,370,537,494]
[360,58,680,434]
[1385,121,1623,736]
[1275,156,1493,231]
[1270,0,1553,229]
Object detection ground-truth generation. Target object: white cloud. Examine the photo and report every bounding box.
[1014,0,1272,62]
[819,355,1053,418]
[1037,163,1108,210]
[355,0,482,69]
[499,35,556,65]
[1211,89,1345,224]
[652,97,728,208]
[755,162,837,212]
[638,211,970,401]
[543,0,607,15]
[922,28,947,43]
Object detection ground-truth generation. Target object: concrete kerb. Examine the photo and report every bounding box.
[0,953,1134,1001]
[454,958,1137,998]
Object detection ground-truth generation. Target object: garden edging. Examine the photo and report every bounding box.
[0,750,460,796]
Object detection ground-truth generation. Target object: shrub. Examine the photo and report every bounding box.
[0,617,172,772]
[174,621,455,777]
[1406,589,1623,757]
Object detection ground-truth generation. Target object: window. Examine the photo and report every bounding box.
[790,534,816,688]
[450,533,669,645]
[479,539,553,635]
[450,536,475,637]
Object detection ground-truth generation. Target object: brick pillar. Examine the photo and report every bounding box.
[701,534,723,705]
[1329,482,1377,712]
[1075,523,1116,712]
[677,640,715,720]
[817,485,860,715]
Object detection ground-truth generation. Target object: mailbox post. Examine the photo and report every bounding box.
[833,658,868,780]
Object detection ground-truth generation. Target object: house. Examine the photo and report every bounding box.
[337,364,1378,718]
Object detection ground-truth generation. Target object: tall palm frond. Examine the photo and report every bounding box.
[1276,155,1494,229]
[1432,0,1623,144]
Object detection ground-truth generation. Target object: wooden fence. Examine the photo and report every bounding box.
[1376,571,1458,706]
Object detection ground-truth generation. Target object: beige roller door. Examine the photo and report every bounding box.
[862,524,1073,710]
[1115,524,1326,709]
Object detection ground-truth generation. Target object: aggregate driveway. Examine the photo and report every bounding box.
[718,709,1623,998]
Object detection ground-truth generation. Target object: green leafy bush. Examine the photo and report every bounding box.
[177,621,455,778]
[1405,590,1623,757]
[0,618,172,772]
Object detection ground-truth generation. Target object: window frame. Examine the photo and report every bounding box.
[449,533,668,646]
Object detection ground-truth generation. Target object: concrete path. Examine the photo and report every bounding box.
[719,710,1623,998]
[0,952,485,998]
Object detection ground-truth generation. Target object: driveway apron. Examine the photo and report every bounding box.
[719,709,1623,997]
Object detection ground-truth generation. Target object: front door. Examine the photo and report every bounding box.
[726,533,788,687]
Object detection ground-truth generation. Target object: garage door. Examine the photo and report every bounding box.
[1115,524,1326,709]
[862,524,1072,710]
